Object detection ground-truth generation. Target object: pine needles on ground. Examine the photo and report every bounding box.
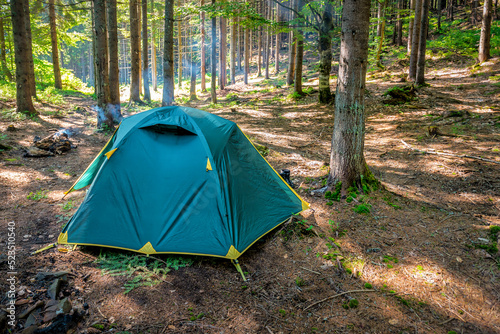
[95,252,193,294]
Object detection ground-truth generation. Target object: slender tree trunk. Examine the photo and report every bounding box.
[48,0,62,89]
[257,26,262,77]
[10,0,36,114]
[107,0,121,113]
[138,0,143,95]
[287,0,296,86]
[377,0,383,36]
[275,1,280,74]
[375,0,387,67]
[95,0,113,127]
[244,23,250,84]
[190,27,197,100]
[178,1,183,89]
[231,13,236,83]
[23,2,36,99]
[142,0,151,101]
[479,0,493,62]
[237,17,242,71]
[151,0,157,91]
[319,2,334,103]
[409,0,422,80]
[130,0,142,103]
[437,0,443,30]
[0,18,13,81]
[396,0,403,45]
[415,0,429,84]
[201,0,207,90]
[211,0,217,103]
[294,0,304,95]
[408,0,415,54]
[265,1,270,79]
[219,16,226,89]
[162,0,174,105]
[447,0,453,21]
[329,0,373,193]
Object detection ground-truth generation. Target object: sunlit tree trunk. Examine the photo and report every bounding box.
[237,17,242,71]
[10,0,36,114]
[275,1,280,74]
[151,0,157,91]
[408,0,414,54]
[201,0,207,90]
[162,0,174,105]
[293,0,304,95]
[244,24,250,84]
[264,0,270,79]
[142,0,151,101]
[375,0,387,67]
[130,0,142,103]
[107,0,121,112]
[286,0,296,86]
[178,0,183,89]
[409,0,422,80]
[189,27,197,100]
[48,0,62,89]
[211,0,217,103]
[396,0,403,46]
[415,0,429,85]
[479,0,492,62]
[0,18,13,81]
[329,0,373,192]
[219,16,226,89]
[257,26,262,76]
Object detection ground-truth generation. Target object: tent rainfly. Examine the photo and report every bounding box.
[58,106,309,278]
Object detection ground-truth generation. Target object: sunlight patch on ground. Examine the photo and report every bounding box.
[239,108,273,118]
[0,168,47,185]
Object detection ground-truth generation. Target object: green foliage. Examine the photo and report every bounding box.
[34,59,87,91]
[60,201,75,211]
[325,182,342,202]
[278,309,286,316]
[364,283,372,289]
[295,277,305,287]
[27,189,48,201]
[342,299,359,309]
[96,252,193,294]
[288,91,303,100]
[353,204,371,214]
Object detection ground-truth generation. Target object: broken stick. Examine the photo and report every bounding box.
[304,289,376,310]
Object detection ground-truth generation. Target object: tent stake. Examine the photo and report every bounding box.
[232,259,247,281]
[31,243,58,255]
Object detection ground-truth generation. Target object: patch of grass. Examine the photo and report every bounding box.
[278,309,286,316]
[342,299,359,309]
[364,283,373,289]
[353,203,371,214]
[60,200,75,211]
[295,277,305,287]
[96,252,193,294]
[27,189,48,201]
[383,194,401,209]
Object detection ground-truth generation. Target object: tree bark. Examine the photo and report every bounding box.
[10,0,36,114]
[396,0,403,46]
[244,24,250,84]
[286,0,296,86]
[201,0,207,90]
[48,0,62,89]
[408,0,414,54]
[0,18,13,81]
[437,0,443,30]
[162,0,174,105]
[151,0,157,91]
[142,0,151,101]
[130,0,142,103]
[275,1,280,74]
[415,0,429,85]
[211,0,217,103]
[264,0,270,79]
[257,25,262,77]
[318,1,334,103]
[230,13,236,84]
[293,0,304,95]
[377,0,383,36]
[107,0,121,111]
[375,0,387,67]
[329,0,373,192]
[190,27,197,100]
[409,0,422,80]
[219,16,226,89]
[479,0,493,62]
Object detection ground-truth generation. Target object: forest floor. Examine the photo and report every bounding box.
[1,53,500,334]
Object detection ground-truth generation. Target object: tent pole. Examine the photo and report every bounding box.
[232,259,247,281]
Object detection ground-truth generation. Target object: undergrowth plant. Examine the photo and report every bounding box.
[96,252,193,294]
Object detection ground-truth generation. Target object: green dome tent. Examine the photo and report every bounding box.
[58,106,308,268]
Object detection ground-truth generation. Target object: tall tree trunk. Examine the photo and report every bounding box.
[10,0,36,114]
[107,0,121,114]
[319,1,334,103]
[23,2,36,99]
[0,18,13,81]
[377,0,383,36]
[447,0,453,21]
[265,1,270,79]
[138,0,143,95]
[287,0,296,86]
[142,0,151,101]
[396,0,403,46]
[219,16,226,89]
[415,0,429,84]
[244,24,250,84]
[48,0,62,89]
[211,0,217,103]
[408,0,414,54]
[329,0,373,193]
[479,0,493,62]
[201,0,207,90]
[190,28,197,100]
[408,0,422,80]
[375,0,387,67]
[257,26,262,77]
[231,13,236,83]
[293,0,304,95]
[437,0,443,30]
[151,0,157,91]
[237,17,242,71]
[162,0,174,105]
[275,1,280,74]
[130,0,142,103]
[177,2,183,89]
[95,0,113,127]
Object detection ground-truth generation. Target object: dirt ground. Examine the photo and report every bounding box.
[1,55,499,334]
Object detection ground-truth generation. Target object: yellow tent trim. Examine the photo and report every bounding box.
[58,232,68,244]
[225,245,241,259]
[236,125,310,211]
[105,148,118,159]
[138,242,157,254]
[206,157,212,171]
